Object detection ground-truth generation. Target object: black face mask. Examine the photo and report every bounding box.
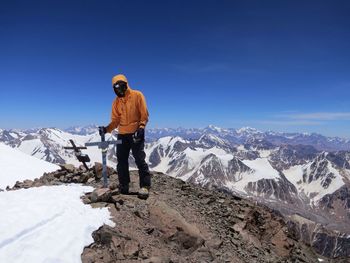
[113,81,128,97]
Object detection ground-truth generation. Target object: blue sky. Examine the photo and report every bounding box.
[0,0,350,138]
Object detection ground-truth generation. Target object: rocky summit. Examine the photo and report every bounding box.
[8,164,349,263]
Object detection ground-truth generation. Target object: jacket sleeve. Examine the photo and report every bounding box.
[106,99,120,133]
[138,92,149,128]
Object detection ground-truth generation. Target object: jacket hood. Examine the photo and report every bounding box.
[112,74,129,87]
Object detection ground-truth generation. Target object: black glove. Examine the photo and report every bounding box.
[98,126,107,136]
[133,128,145,143]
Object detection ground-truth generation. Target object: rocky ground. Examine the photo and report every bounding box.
[7,164,349,263]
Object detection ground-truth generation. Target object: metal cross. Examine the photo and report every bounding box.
[64,139,90,170]
[85,131,121,188]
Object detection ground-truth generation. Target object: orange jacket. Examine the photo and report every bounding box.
[106,74,149,134]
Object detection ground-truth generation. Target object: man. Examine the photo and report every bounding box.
[99,74,151,199]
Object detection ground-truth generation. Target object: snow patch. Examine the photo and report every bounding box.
[0,185,114,263]
[231,158,280,192]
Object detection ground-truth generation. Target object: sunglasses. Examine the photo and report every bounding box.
[113,81,127,90]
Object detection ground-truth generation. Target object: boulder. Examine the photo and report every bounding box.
[60,164,76,173]
[94,162,116,180]
[14,179,34,189]
[53,170,67,179]
[90,188,112,203]
[87,177,95,184]
[79,172,91,183]
[94,162,103,179]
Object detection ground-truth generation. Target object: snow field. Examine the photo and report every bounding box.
[0,185,114,263]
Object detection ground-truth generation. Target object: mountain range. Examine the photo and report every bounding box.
[1,125,349,258]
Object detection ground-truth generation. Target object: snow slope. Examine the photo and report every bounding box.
[233,158,280,191]
[0,185,114,263]
[283,163,345,202]
[0,143,59,189]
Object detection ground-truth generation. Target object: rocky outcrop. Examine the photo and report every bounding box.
[319,185,350,213]
[188,155,253,189]
[270,144,319,170]
[304,154,334,186]
[244,138,276,150]
[317,184,350,233]
[287,215,350,259]
[245,174,299,204]
[9,165,333,262]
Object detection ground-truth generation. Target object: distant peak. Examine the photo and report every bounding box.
[236,126,260,134]
[205,125,223,132]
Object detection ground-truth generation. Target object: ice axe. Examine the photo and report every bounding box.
[85,128,121,188]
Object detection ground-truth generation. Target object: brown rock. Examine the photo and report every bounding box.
[13,179,34,189]
[110,194,121,203]
[87,177,94,184]
[81,248,97,263]
[149,199,204,250]
[22,179,34,188]
[109,182,118,190]
[92,226,114,245]
[94,162,103,179]
[90,188,112,203]
[94,163,116,180]
[81,195,91,204]
[90,202,108,209]
[79,172,90,183]
[60,164,76,173]
[122,240,140,257]
[111,235,122,249]
[53,170,67,179]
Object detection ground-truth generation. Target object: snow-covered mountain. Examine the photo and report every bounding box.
[147,125,350,151]
[1,125,349,260]
[1,126,349,235]
[145,135,348,201]
[143,133,350,252]
[64,125,98,135]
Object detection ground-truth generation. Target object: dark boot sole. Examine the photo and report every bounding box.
[138,193,149,200]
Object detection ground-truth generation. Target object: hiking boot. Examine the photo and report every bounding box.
[119,185,129,195]
[138,187,149,199]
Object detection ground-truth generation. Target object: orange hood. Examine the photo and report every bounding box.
[112,74,130,89]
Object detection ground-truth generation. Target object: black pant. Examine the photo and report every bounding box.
[117,133,151,188]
